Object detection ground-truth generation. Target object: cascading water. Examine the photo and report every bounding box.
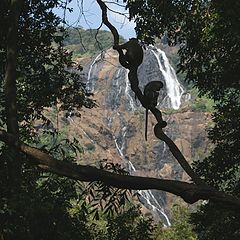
[151,47,184,110]
[82,46,189,227]
[115,69,123,107]
[86,53,102,92]
[127,158,171,226]
[68,112,170,225]
[124,69,136,111]
[113,120,171,226]
[106,67,136,128]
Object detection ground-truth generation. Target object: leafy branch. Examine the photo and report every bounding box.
[0,129,240,208]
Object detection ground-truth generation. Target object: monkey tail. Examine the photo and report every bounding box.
[145,109,148,141]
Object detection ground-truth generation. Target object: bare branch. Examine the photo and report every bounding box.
[0,129,240,209]
[105,5,129,17]
[104,1,126,8]
[96,0,120,45]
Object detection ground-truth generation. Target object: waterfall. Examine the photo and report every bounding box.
[83,47,189,227]
[128,163,171,226]
[114,125,171,227]
[151,48,184,109]
[115,68,123,102]
[86,53,102,92]
[108,68,123,111]
[124,69,136,111]
[138,190,171,226]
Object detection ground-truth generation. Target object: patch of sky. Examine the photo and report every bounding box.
[54,0,136,40]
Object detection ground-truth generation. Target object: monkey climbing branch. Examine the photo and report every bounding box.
[96,0,204,186]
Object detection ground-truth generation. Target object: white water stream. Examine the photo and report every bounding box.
[68,113,170,226]
[116,68,123,99]
[124,69,136,111]
[86,53,102,92]
[114,137,171,227]
[78,47,187,226]
[111,46,186,226]
[151,48,184,109]
[128,161,171,226]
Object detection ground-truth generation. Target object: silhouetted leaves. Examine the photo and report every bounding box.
[84,160,132,219]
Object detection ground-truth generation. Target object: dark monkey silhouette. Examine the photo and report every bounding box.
[114,39,166,140]
[144,81,166,140]
[113,38,144,98]
[113,38,143,70]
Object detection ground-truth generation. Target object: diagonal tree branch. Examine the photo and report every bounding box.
[96,0,119,45]
[154,125,205,185]
[1,0,239,213]
[0,128,240,208]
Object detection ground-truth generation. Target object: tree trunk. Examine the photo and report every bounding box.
[4,0,22,189]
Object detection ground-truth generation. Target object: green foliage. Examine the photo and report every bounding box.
[0,1,157,238]
[0,126,145,239]
[85,142,96,151]
[189,88,215,112]
[154,203,197,240]
[126,0,240,238]
[36,128,83,160]
[191,97,214,112]
[0,0,95,128]
[191,87,240,240]
[0,1,94,238]
[162,88,214,114]
[193,91,240,191]
[0,162,92,239]
[191,202,240,240]
[1,0,239,239]
[85,161,132,218]
[106,206,155,240]
[127,0,240,100]
[64,28,125,57]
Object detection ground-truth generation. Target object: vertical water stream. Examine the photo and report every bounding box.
[114,130,171,226]
[124,69,136,111]
[86,53,102,92]
[84,47,186,226]
[151,48,184,110]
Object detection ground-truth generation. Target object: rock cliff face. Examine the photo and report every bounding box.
[66,46,211,225]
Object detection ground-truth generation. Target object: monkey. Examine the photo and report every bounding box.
[144,81,163,106]
[113,38,143,70]
[143,81,166,141]
[113,38,144,100]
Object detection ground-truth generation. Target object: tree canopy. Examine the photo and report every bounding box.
[0,0,240,239]
[128,0,240,99]
[125,0,239,238]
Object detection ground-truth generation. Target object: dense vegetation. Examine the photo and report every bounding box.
[0,0,239,239]
[0,0,195,239]
[127,0,240,238]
